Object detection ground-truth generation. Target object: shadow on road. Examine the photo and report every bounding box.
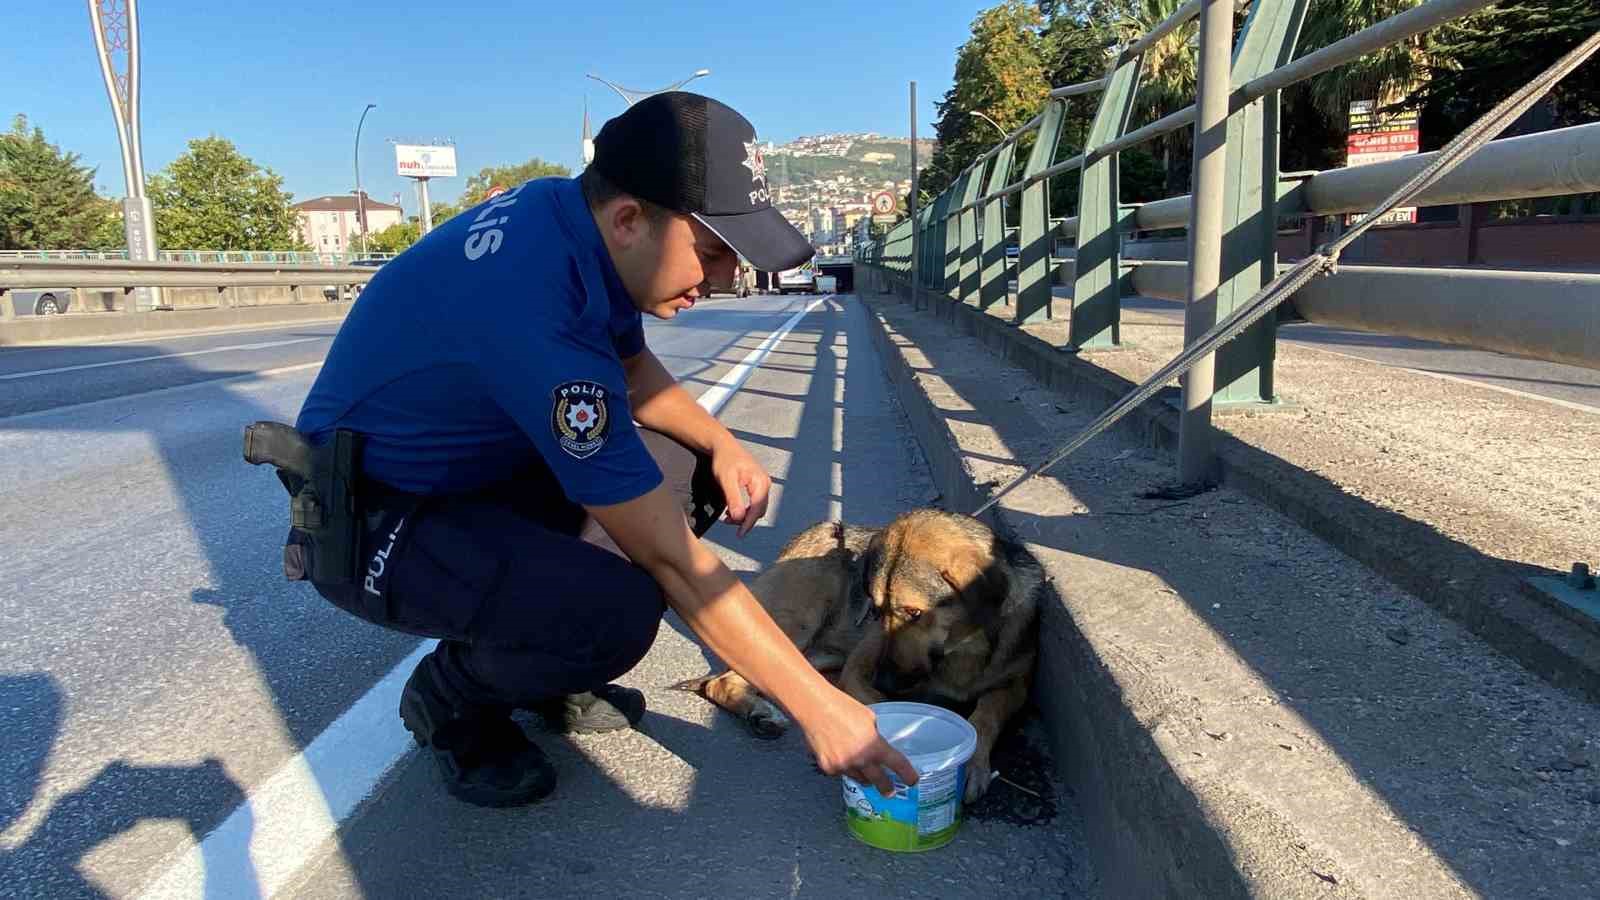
[0,674,257,899]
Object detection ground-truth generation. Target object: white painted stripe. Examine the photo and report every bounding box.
[134,294,832,900]
[0,337,321,381]
[696,296,829,415]
[136,642,436,900]
[1300,345,1600,416]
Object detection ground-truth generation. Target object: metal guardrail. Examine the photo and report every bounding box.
[856,0,1600,485]
[0,249,398,266]
[858,0,1598,366]
[0,258,380,319]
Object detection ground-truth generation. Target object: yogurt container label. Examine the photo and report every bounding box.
[842,765,966,851]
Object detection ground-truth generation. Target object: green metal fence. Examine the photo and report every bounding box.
[857,0,1598,385]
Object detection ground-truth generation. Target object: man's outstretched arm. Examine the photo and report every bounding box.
[585,483,917,795]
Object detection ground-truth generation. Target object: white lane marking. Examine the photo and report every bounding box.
[135,295,832,900]
[136,643,435,900]
[696,296,829,415]
[1299,344,1600,416]
[0,338,322,381]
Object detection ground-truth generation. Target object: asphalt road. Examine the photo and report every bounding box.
[0,296,1090,899]
[1120,295,1600,412]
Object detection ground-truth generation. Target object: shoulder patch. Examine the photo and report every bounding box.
[551,380,612,459]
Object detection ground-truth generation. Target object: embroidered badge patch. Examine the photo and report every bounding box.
[552,380,611,459]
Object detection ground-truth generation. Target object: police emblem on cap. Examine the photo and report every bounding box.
[552,380,611,459]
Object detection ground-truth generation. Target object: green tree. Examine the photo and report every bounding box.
[416,201,461,228]
[0,114,118,249]
[364,220,421,254]
[918,1,1052,203]
[458,158,571,209]
[146,137,306,250]
[85,197,127,251]
[1039,1,1167,211]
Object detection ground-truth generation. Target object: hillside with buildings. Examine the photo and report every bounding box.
[761,133,938,255]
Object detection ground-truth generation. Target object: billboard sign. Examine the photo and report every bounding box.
[1346,101,1420,224]
[395,144,457,179]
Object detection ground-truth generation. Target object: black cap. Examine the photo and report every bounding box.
[589,91,813,272]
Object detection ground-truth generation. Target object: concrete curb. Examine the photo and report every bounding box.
[0,302,354,347]
[859,278,1600,706]
[863,292,1259,897]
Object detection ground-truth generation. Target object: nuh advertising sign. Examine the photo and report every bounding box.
[394,144,457,179]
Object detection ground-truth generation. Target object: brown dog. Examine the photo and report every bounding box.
[677,509,1041,803]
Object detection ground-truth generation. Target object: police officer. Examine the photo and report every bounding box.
[290,92,917,807]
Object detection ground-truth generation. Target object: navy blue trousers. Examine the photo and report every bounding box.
[314,430,725,712]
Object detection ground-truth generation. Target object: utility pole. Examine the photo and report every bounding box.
[909,81,920,310]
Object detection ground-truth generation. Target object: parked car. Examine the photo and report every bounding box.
[8,288,73,316]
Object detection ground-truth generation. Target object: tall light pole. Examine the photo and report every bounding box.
[969,110,1010,243]
[583,69,710,164]
[586,68,710,107]
[355,103,376,258]
[88,0,159,310]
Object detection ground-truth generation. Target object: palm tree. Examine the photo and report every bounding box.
[1299,0,1428,120]
[1115,0,1200,195]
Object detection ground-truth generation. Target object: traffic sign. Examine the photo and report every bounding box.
[871,191,896,215]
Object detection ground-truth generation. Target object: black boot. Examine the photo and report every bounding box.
[533,684,646,734]
[400,658,556,807]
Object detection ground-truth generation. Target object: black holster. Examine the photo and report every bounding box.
[243,421,363,585]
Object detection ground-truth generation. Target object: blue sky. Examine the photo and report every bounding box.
[2,1,989,215]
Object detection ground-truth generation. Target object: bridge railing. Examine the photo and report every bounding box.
[0,249,398,266]
[0,258,381,319]
[857,0,1600,405]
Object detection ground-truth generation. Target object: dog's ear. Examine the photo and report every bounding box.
[939,544,1008,620]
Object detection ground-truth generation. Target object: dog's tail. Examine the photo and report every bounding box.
[669,673,717,695]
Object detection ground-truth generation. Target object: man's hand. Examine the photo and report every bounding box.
[587,484,913,795]
[710,435,771,538]
[799,688,920,797]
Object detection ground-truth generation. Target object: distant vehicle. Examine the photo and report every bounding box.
[1005,244,1020,260]
[776,266,815,294]
[8,289,73,316]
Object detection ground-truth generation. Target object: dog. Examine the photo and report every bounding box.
[677,509,1041,803]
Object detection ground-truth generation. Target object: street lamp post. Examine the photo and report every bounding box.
[968,110,1011,251]
[583,69,710,164]
[355,102,376,258]
[586,68,711,107]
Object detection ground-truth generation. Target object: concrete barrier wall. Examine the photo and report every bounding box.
[0,300,354,347]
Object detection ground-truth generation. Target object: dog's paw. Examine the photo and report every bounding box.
[963,757,993,804]
[745,698,790,740]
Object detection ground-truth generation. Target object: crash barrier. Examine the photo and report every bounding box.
[0,258,380,321]
[0,249,397,266]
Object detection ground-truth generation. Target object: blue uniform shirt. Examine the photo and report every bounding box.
[295,177,664,507]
